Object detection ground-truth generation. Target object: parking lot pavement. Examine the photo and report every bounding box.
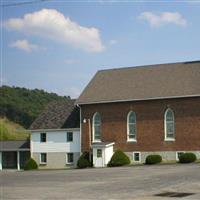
[1,164,200,200]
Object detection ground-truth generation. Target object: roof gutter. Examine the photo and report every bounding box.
[76,94,200,105]
[29,128,80,132]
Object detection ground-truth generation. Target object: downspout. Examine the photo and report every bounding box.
[88,118,92,163]
[77,104,82,156]
[77,104,92,162]
[88,119,91,149]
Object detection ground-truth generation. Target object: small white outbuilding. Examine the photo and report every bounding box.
[91,142,115,167]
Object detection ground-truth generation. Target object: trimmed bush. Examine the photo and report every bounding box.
[77,157,90,169]
[108,149,130,167]
[24,158,38,170]
[179,153,197,163]
[145,155,162,165]
[77,152,91,168]
[80,152,90,161]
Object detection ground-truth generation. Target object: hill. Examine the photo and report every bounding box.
[0,85,70,128]
[0,118,29,141]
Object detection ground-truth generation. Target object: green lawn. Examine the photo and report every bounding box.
[0,118,29,141]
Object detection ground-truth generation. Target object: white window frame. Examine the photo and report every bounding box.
[66,132,73,142]
[133,152,141,162]
[164,108,175,141]
[176,151,185,161]
[66,153,74,164]
[127,111,137,142]
[92,112,101,142]
[40,133,47,143]
[40,153,47,165]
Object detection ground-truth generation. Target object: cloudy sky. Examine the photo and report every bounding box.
[1,0,200,98]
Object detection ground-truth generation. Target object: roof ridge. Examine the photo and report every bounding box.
[97,60,200,73]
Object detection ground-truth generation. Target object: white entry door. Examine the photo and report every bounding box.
[95,149,104,167]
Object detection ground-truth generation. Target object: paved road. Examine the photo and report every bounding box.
[1,164,200,200]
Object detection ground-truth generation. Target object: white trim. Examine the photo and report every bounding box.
[176,151,185,161]
[165,138,175,142]
[0,152,2,170]
[91,142,115,148]
[164,108,175,141]
[40,132,47,143]
[127,111,137,142]
[30,133,33,158]
[92,112,101,143]
[66,132,73,142]
[40,153,47,165]
[78,104,82,155]
[66,153,74,164]
[127,139,137,142]
[17,151,20,170]
[76,94,200,105]
[29,128,80,132]
[133,152,141,162]
[93,139,101,143]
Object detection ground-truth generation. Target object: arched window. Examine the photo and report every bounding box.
[164,108,175,140]
[92,112,101,142]
[127,111,136,141]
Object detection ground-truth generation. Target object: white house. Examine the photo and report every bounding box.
[30,100,80,168]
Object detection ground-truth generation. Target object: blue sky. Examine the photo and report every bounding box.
[1,0,200,98]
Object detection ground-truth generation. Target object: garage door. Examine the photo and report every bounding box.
[2,152,17,169]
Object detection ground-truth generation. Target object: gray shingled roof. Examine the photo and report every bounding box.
[76,61,200,105]
[30,99,80,130]
[0,140,30,151]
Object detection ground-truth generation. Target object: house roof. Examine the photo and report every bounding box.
[91,142,115,148]
[76,61,200,105]
[30,99,80,130]
[0,140,30,151]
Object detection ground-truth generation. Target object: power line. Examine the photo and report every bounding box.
[1,0,51,7]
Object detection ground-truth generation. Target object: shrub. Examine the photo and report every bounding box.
[77,157,90,169]
[145,155,162,165]
[80,152,90,161]
[108,149,130,167]
[179,153,197,163]
[24,158,38,170]
[77,152,91,168]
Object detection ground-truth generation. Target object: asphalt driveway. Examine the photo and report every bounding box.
[1,164,200,200]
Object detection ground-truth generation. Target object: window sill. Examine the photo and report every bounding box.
[93,140,101,143]
[66,163,73,165]
[164,138,175,142]
[127,140,137,143]
[133,160,141,163]
[39,163,47,166]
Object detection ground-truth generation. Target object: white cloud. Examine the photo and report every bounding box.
[5,9,104,52]
[10,39,39,52]
[138,11,187,27]
[109,39,118,45]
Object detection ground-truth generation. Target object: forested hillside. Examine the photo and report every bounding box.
[0,86,70,128]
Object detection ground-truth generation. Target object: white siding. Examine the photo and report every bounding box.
[105,146,114,164]
[31,130,80,153]
[92,145,114,167]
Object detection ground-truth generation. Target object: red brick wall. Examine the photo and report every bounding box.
[81,97,200,152]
